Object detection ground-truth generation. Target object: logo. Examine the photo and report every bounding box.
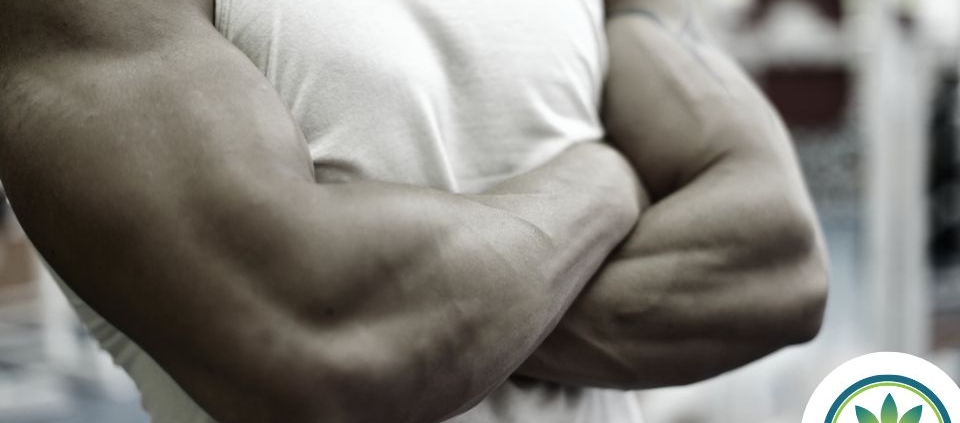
[803,353,960,423]
[854,393,922,423]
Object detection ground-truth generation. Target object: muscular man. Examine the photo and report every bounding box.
[0,0,828,422]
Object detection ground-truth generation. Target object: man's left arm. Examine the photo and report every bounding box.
[517,0,829,388]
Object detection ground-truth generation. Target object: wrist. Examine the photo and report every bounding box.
[564,142,641,235]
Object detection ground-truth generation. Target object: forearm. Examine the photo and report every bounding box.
[519,160,826,388]
[235,145,638,421]
[195,151,637,422]
[519,1,828,388]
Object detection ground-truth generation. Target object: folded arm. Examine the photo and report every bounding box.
[0,1,639,422]
[518,0,829,389]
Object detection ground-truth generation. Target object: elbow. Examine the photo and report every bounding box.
[771,207,830,346]
[730,197,829,348]
[786,256,829,345]
[784,278,828,346]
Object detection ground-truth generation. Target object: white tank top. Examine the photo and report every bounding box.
[57,0,645,421]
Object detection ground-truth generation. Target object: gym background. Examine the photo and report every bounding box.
[0,0,957,422]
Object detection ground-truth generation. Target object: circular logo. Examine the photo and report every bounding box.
[803,353,960,423]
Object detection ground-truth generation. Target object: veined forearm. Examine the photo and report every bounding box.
[218,145,639,421]
[519,2,827,388]
[519,161,826,389]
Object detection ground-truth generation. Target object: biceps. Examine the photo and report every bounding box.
[603,15,792,198]
[0,17,332,422]
[1,20,312,241]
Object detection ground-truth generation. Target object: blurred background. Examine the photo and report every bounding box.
[0,0,957,422]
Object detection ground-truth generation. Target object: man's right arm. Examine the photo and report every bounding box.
[0,1,639,422]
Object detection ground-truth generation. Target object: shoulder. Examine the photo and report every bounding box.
[1,0,214,65]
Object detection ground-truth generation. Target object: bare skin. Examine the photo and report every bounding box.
[518,0,829,388]
[0,1,638,423]
[0,0,828,421]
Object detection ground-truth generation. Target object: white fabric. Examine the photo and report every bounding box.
[58,0,645,421]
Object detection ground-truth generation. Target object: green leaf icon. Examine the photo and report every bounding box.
[899,406,923,423]
[858,406,880,423]
[882,394,899,423]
